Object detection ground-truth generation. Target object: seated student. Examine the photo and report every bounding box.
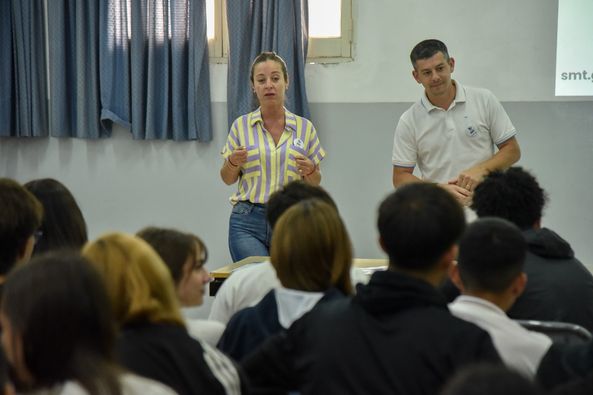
[209,180,337,325]
[242,183,501,395]
[1,252,176,395]
[24,178,88,255]
[82,233,242,395]
[0,178,42,296]
[137,226,225,346]
[537,340,593,390]
[218,199,352,361]
[442,167,593,332]
[448,218,553,377]
[441,364,542,395]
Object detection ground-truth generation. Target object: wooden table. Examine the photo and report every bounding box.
[209,256,387,296]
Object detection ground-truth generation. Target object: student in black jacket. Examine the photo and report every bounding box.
[242,183,501,395]
[442,167,593,332]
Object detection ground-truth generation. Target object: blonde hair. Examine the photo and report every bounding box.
[82,232,184,327]
[271,199,353,295]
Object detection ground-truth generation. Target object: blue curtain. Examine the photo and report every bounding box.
[226,0,310,128]
[0,0,48,137]
[48,0,105,138]
[101,0,212,141]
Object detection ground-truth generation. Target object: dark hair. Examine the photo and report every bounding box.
[410,39,450,68]
[250,51,289,84]
[441,364,541,395]
[271,199,353,295]
[458,218,526,293]
[137,227,208,284]
[266,181,337,229]
[0,178,43,274]
[1,252,121,395]
[0,347,7,394]
[471,167,547,230]
[378,183,465,270]
[24,178,88,255]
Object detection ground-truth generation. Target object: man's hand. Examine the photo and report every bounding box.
[439,183,473,206]
[450,166,488,192]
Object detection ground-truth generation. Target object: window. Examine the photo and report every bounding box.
[207,0,352,62]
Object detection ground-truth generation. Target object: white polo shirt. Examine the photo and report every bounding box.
[392,81,516,183]
[449,295,552,378]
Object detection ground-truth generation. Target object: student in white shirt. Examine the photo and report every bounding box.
[449,218,552,377]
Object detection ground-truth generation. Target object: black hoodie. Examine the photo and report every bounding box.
[507,228,593,333]
[243,270,500,395]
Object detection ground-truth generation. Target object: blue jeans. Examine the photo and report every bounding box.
[228,201,271,262]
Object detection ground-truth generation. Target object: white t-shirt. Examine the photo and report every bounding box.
[184,317,226,347]
[209,260,279,324]
[449,295,552,377]
[392,81,517,183]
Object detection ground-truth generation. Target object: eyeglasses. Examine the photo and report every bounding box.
[34,230,43,243]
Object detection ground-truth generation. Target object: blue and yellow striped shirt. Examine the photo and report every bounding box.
[221,108,326,204]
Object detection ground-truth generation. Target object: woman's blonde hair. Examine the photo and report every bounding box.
[271,199,353,295]
[82,232,184,327]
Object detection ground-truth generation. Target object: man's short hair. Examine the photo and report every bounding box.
[0,178,43,274]
[471,167,547,230]
[458,218,527,293]
[266,181,336,229]
[378,183,465,271]
[410,39,450,68]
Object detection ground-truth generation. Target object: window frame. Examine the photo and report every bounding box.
[208,0,352,64]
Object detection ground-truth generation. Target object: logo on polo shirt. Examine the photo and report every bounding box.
[464,115,479,137]
[293,138,305,149]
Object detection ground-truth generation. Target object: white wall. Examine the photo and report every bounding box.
[209,0,589,103]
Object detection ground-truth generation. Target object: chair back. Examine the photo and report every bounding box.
[516,319,593,345]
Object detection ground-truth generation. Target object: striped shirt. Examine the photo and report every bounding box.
[221,107,326,204]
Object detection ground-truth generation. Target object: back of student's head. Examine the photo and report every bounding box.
[266,181,337,229]
[136,227,207,284]
[0,178,43,275]
[458,218,527,293]
[271,199,353,295]
[378,183,465,271]
[1,252,120,394]
[441,364,541,395]
[471,167,547,230]
[24,178,88,255]
[82,232,184,327]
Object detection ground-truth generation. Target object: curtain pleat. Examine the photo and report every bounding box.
[48,0,104,138]
[0,0,48,137]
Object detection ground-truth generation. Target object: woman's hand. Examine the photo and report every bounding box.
[296,155,321,185]
[229,146,248,168]
[295,155,315,176]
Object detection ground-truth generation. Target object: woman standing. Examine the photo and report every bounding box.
[221,52,325,262]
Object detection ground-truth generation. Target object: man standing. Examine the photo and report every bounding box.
[392,39,520,206]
